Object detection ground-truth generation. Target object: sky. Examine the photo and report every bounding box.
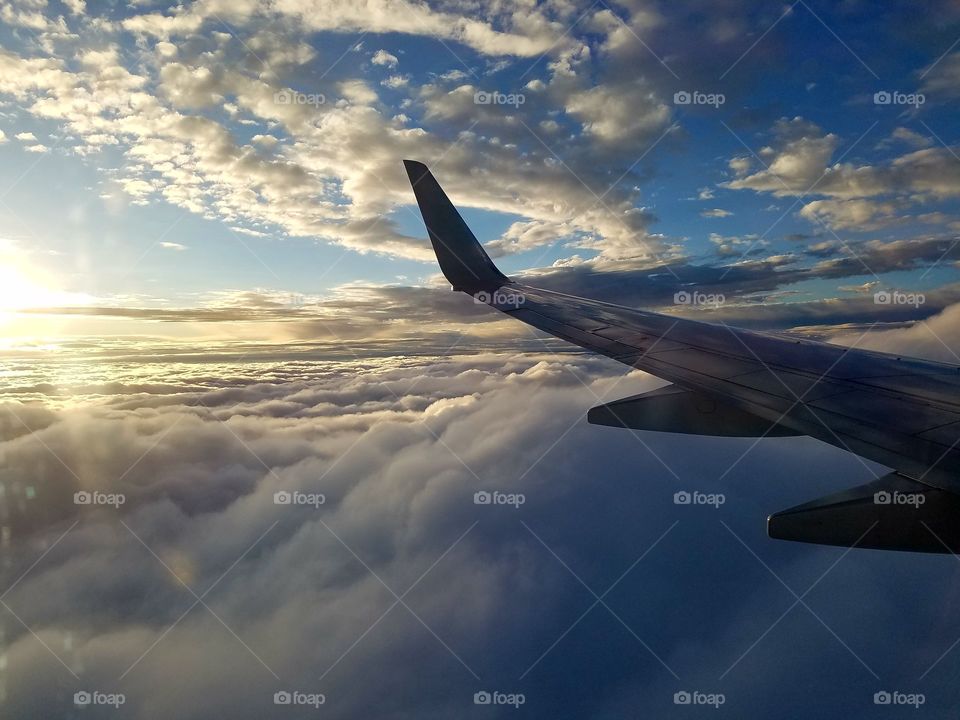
[2,0,960,718]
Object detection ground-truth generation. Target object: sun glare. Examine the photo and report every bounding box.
[0,265,88,313]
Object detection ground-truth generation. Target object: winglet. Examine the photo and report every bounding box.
[403,160,510,293]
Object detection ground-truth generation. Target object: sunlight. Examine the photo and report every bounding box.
[0,265,89,313]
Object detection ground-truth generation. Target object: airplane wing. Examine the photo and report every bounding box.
[404,160,960,552]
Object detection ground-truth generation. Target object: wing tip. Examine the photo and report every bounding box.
[402,159,510,293]
[403,159,428,179]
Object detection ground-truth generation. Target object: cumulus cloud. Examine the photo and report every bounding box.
[371,49,399,68]
[564,83,672,144]
[798,198,901,231]
[0,11,676,266]
[725,116,960,233]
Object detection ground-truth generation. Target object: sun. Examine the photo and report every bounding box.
[0,265,89,313]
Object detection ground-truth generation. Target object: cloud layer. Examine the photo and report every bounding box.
[2,333,960,717]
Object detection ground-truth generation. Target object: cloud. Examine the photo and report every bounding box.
[725,118,839,194]
[730,119,960,202]
[371,49,399,68]
[798,198,900,231]
[2,329,956,717]
[921,51,960,99]
[701,208,733,218]
[564,83,672,144]
[0,15,676,266]
[485,220,566,258]
[725,116,960,235]
[829,301,960,362]
[884,127,931,149]
[121,0,569,58]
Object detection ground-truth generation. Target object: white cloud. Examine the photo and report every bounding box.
[798,198,900,231]
[830,301,960,363]
[701,208,732,218]
[381,74,409,89]
[726,118,839,194]
[564,82,672,144]
[887,126,931,149]
[122,0,568,57]
[371,49,399,68]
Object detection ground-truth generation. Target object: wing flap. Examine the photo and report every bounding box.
[768,472,960,553]
[588,385,802,437]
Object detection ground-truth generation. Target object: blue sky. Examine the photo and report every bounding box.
[0,0,958,338]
